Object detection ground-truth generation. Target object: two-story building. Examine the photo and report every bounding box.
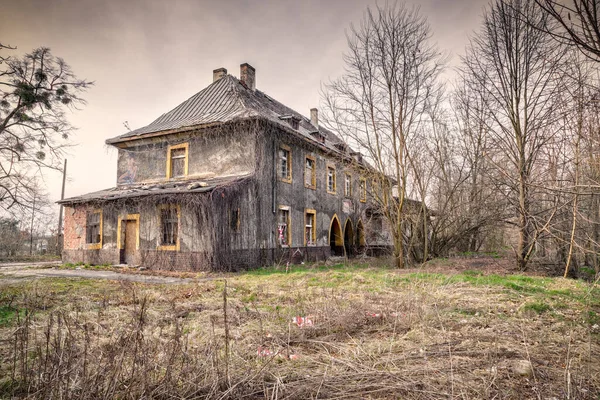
[59,64,393,271]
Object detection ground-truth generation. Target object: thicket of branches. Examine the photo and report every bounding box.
[0,44,91,213]
[324,0,600,274]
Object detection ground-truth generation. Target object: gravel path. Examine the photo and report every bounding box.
[0,264,193,285]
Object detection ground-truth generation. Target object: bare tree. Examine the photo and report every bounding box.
[461,0,566,270]
[0,45,92,212]
[322,3,445,268]
[535,0,600,61]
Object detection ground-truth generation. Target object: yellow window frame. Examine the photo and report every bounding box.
[359,177,367,203]
[166,143,189,179]
[279,144,292,183]
[117,214,140,250]
[304,208,317,246]
[277,205,292,246]
[344,172,352,197]
[305,155,316,189]
[326,163,336,194]
[86,209,103,250]
[157,204,181,251]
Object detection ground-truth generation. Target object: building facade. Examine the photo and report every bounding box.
[60,64,392,271]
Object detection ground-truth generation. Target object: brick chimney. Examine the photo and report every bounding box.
[213,67,227,82]
[310,108,318,128]
[240,63,255,91]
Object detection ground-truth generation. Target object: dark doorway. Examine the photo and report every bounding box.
[329,215,344,256]
[344,219,354,257]
[119,215,139,265]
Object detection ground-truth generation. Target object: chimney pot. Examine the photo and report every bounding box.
[213,68,227,82]
[310,108,319,128]
[240,63,256,91]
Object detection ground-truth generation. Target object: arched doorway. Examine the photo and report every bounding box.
[344,219,354,257]
[356,219,366,252]
[329,215,344,256]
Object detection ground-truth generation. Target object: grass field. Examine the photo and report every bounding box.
[1,257,598,399]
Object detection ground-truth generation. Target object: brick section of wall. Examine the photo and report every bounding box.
[63,205,88,250]
[62,249,120,265]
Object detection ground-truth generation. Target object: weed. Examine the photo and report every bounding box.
[0,305,22,327]
[522,302,551,314]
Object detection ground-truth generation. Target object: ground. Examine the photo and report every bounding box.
[0,256,598,399]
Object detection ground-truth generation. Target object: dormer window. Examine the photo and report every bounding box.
[279,115,300,130]
[310,131,326,144]
[334,143,348,152]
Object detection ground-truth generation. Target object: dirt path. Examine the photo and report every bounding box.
[0,264,193,285]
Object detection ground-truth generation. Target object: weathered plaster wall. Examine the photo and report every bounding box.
[259,125,380,252]
[62,119,392,270]
[115,127,256,185]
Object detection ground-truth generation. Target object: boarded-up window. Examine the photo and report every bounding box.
[160,206,179,246]
[305,156,316,188]
[277,207,290,246]
[170,148,186,178]
[86,210,101,244]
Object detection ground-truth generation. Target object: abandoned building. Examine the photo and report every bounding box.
[59,63,393,270]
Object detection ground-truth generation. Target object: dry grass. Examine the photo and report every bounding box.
[0,257,598,399]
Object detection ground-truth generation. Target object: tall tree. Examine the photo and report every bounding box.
[0,45,92,212]
[461,0,565,270]
[535,0,600,61]
[322,3,445,268]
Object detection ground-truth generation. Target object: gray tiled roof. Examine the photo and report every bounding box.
[58,174,251,205]
[105,74,346,152]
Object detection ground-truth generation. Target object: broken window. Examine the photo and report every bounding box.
[279,145,292,182]
[305,156,316,189]
[327,165,336,194]
[305,209,316,246]
[277,207,291,246]
[160,205,179,248]
[86,210,102,245]
[359,177,367,202]
[167,143,188,178]
[344,173,352,196]
[230,207,240,232]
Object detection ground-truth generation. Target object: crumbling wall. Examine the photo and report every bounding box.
[258,121,385,258]
[115,124,256,185]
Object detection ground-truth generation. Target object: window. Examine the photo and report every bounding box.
[344,173,352,196]
[86,209,102,249]
[372,179,379,200]
[279,145,292,183]
[167,143,189,178]
[230,207,240,232]
[327,164,336,194]
[305,155,316,189]
[305,209,316,246]
[277,206,291,246]
[159,205,180,250]
[359,177,367,202]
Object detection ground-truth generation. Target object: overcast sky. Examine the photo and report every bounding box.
[1,0,488,208]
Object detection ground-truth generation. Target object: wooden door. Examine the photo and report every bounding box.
[124,220,137,265]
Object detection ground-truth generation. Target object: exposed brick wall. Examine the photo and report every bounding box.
[62,249,120,265]
[63,205,88,250]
